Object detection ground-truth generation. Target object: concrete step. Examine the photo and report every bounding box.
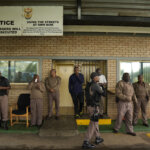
[39,116,79,137]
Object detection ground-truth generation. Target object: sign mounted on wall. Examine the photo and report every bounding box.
[0,6,63,36]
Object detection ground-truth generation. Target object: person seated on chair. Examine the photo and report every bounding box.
[28,74,45,128]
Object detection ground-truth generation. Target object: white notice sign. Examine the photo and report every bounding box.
[0,7,22,36]
[0,6,63,36]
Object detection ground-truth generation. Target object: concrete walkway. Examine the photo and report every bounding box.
[0,116,150,149]
[0,132,150,149]
[39,116,78,137]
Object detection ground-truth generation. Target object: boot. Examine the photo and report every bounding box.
[0,120,1,128]
[113,128,118,133]
[82,141,95,149]
[95,137,104,144]
[127,132,136,136]
[143,123,149,127]
[3,121,8,130]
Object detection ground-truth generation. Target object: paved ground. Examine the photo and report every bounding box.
[0,132,150,149]
[39,116,78,137]
[0,116,150,149]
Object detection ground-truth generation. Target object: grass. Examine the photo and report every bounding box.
[0,121,39,134]
[0,119,150,134]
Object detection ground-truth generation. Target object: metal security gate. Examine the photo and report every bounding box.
[74,60,106,85]
[53,60,107,115]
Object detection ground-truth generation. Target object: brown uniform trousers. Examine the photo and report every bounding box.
[30,98,43,125]
[48,91,60,117]
[84,106,100,142]
[28,81,45,126]
[133,82,150,125]
[114,101,134,133]
[45,76,61,117]
[114,80,137,133]
[0,95,8,121]
[99,96,105,115]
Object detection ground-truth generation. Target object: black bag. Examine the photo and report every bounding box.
[116,96,119,103]
[90,110,99,122]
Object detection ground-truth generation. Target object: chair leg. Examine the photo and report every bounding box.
[16,116,19,123]
[26,107,29,127]
[26,115,29,127]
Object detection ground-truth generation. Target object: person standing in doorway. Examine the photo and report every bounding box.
[28,74,45,128]
[69,66,84,118]
[96,68,107,118]
[0,72,11,130]
[113,73,137,136]
[45,69,61,120]
[133,75,150,127]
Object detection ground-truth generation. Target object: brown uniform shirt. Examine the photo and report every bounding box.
[28,81,45,99]
[133,82,150,100]
[116,80,137,103]
[45,76,61,92]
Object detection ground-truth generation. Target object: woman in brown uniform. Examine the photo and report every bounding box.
[28,74,45,127]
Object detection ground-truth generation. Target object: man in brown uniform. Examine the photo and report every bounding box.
[45,69,61,120]
[82,72,104,149]
[28,74,45,127]
[0,72,11,130]
[113,73,137,136]
[133,75,150,127]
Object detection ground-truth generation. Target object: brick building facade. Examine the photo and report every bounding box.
[0,35,150,119]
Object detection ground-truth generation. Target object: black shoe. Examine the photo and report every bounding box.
[46,116,53,120]
[79,112,83,117]
[82,141,95,149]
[37,125,42,129]
[132,123,137,126]
[99,115,104,119]
[113,129,118,133]
[55,116,59,120]
[29,124,36,127]
[3,121,8,130]
[127,132,136,136]
[75,114,80,119]
[143,123,149,127]
[95,137,104,144]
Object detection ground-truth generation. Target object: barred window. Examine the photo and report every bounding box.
[0,60,38,83]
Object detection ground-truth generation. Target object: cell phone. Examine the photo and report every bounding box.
[35,78,38,82]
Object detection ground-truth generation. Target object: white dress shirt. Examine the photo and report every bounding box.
[99,75,107,84]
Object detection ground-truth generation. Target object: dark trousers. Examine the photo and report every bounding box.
[71,92,84,115]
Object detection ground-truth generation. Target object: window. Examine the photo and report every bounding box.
[0,60,38,83]
[120,61,150,83]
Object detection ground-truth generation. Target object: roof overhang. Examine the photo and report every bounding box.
[64,25,150,35]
